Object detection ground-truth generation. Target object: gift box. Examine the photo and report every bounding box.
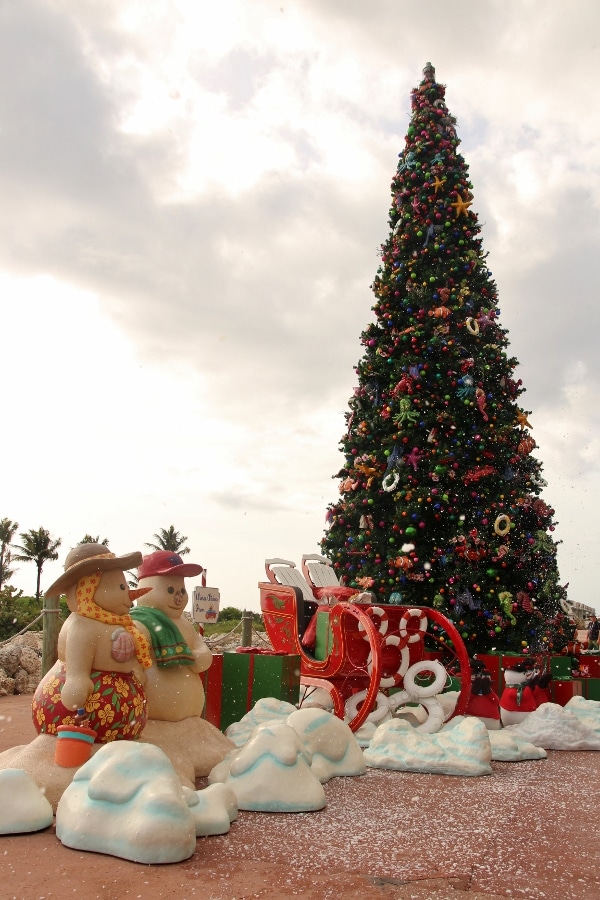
[551,678,582,706]
[585,678,600,701]
[200,650,300,732]
[576,655,600,678]
[549,656,574,679]
[201,652,224,728]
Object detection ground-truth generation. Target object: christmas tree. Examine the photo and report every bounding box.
[322,63,570,655]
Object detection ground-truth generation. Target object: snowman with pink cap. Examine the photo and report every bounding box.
[130,550,213,722]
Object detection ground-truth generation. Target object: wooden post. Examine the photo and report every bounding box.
[42,593,60,676]
[241,609,253,647]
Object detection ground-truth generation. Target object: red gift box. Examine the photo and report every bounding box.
[576,655,600,678]
[200,653,224,729]
[552,679,582,706]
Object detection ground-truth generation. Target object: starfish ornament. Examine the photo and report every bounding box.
[450,192,472,217]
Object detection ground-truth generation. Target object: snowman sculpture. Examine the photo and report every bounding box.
[32,543,153,742]
[499,663,537,726]
[130,550,213,721]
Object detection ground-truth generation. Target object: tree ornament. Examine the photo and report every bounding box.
[450,193,473,217]
[405,447,423,471]
[493,514,511,536]
[516,409,532,430]
[382,472,400,492]
[475,387,489,421]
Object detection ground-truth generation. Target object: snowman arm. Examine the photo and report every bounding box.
[61,617,96,710]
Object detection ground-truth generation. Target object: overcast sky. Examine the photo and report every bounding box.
[2,0,599,615]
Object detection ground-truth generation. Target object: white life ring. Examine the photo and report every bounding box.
[388,688,446,734]
[414,696,446,734]
[358,606,389,641]
[466,317,480,335]
[398,608,428,644]
[494,514,511,536]
[368,634,411,688]
[402,659,448,698]
[382,472,400,492]
[344,689,391,725]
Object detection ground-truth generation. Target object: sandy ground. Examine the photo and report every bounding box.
[1,693,599,900]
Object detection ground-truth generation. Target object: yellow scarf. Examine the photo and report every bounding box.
[76,574,153,669]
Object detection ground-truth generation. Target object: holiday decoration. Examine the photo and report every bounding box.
[33,543,152,742]
[464,658,501,729]
[132,550,213,721]
[321,63,568,655]
[499,664,537,726]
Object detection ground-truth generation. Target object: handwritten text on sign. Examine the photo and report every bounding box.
[192,587,221,623]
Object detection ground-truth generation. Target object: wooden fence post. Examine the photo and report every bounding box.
[241,610,253,647]
[42,594,60,676]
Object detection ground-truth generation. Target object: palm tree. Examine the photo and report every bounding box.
[0,553,15,590]
[145,526,190,556]
[0,518,19,591]
[79,534,110,546]
[12,527,62,602]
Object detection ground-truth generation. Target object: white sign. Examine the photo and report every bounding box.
[192,587,220,623]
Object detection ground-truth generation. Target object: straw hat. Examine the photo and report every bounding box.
[45,543,142,598]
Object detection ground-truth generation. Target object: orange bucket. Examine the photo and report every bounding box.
[55,724,98,768]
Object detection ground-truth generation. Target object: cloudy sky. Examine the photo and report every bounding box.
[2,0,599,615]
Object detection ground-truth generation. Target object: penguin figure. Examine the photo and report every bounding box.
[465,658,501,730]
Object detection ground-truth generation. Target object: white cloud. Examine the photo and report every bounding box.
[1,0,600,613]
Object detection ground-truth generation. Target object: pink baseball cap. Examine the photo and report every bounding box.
[137,550,203,580]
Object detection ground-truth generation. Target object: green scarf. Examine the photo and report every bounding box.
[130,607,195,668]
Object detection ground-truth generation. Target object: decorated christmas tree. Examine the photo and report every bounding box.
[322,63,570,655]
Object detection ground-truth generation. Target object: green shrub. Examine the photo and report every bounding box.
[0,586,69,641]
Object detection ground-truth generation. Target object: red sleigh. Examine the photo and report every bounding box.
[259,555,471,732]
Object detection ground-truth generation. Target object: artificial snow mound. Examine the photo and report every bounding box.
[0,768,54,833]
[364,715,492,776]
[225,696,297,747]
[209,721,326,811]
[286,707,366,781]
[183,782,238,836]
[504,702,600,751]
[56,741,197,863]
[487,729,547,761]
[564,695,600,737]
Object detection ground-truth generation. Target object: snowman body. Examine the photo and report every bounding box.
[499,666,537,726]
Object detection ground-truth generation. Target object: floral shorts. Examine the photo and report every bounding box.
[32,662,147,742]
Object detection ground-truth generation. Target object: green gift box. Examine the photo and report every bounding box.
[549,656,574,679]
[218,650,301,732]
[585,678,600,701]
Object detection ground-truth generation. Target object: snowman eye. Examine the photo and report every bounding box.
[120,583,126,591]
[180,588,187,596]
[167,586,175,594]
